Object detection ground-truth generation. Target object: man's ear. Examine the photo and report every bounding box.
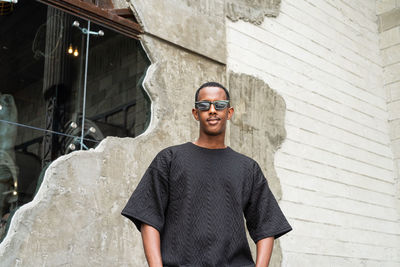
[192,108,199,121]
[227,107,234,120]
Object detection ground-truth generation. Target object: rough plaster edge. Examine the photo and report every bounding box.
[228,71,287,267]
[227,71,286,199]
[226,1,281,25]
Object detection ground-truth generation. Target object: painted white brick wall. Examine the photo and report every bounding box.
[378,2,400,264]
[227,0,400,266]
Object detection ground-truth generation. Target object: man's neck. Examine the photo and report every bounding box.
[194,134,226,149]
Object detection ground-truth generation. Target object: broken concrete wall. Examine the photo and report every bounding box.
[229,72,286,198]
[226,0,281,25]
[228,72,286,267]
[129,0,226,63]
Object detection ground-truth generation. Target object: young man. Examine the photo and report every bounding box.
[122,82,292,267]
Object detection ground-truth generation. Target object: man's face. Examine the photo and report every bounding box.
[192,86,234,136]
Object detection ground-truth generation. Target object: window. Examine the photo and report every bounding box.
[0,0,150,241]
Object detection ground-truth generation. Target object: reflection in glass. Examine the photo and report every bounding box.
[0,94,18,228]
[0,1,150,241]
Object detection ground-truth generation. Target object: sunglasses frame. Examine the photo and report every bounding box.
[195,100,230,111]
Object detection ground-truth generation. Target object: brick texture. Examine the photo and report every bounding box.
[228,0,400,265]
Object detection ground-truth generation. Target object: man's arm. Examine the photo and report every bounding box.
[141,223,163,267]
[255,236,274,267]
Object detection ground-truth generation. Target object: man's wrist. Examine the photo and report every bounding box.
[255,236,274,267]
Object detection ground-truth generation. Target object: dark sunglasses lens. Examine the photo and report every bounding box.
[197,102,210,110]
[214,101,228,110]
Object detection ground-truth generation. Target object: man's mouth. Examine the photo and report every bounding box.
[207,117,221,121]
[207,117,221,125]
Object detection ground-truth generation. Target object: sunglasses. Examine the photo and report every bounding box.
[195,100,230,111]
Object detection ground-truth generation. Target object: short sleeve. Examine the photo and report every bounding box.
[121,149,171,233]
[244,162,292,243]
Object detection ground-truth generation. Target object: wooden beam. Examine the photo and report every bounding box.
[37,0,143,39]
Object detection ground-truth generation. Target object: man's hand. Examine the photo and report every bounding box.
[141,223,163,267]
[255,236,274,267]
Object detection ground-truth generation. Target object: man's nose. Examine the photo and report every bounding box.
[209,103,217,113]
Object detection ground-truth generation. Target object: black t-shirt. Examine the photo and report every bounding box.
[121,142,292,267]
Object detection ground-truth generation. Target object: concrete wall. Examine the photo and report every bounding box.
[130,0,226,64]
[227,0,400,266]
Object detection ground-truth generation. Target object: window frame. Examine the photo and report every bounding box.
[37,0,143,39]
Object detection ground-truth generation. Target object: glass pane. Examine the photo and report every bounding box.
[0,1,150,241]
[84,21,151,139]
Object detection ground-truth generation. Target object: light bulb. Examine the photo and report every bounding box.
[69,143,76,151]
[13,191,17,196]
[68,44,73,54]
[89,127,96,133]
[0,104,2,111]
[73,48,79,57]
[70,121,77,129]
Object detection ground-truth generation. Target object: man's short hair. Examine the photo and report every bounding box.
[195,82,230,102]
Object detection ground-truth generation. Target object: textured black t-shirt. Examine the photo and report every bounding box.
[121,142,292,267]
